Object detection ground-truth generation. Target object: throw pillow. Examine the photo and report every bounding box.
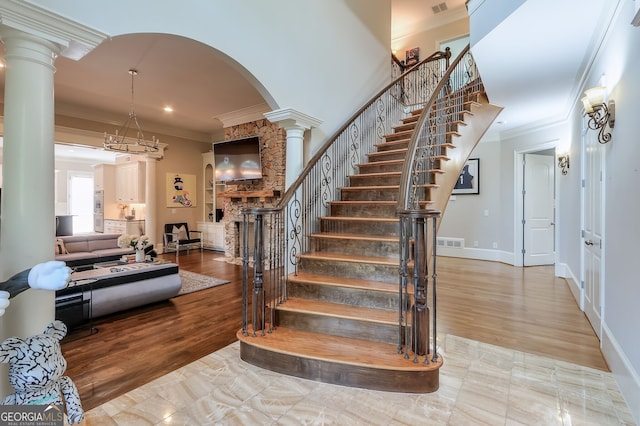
[54,238,68,255]
[172,225,188,241]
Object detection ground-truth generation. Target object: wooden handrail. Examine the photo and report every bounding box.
[397,44,472,209]
[276,48,452,210]
[391,53,405,73]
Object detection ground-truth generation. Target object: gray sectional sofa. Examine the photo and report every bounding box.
[55,261,181,329]
[55,233,133,268]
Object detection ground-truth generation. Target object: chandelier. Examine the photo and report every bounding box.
[103,69,159,153]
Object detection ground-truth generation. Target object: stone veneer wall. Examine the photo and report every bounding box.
[221,119,285,258]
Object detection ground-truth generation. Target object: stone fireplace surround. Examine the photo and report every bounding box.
[219,119,285,260]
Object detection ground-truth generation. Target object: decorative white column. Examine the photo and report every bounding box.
[141,144,166,252]
[0,2,107,398]
[144,157,158,247]
[264,108,322,189]
[0,27,61,332]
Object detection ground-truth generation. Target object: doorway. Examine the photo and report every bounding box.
[514,142,556,267]
[581,122,605,340]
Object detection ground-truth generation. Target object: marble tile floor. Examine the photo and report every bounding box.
[81,334,635,425]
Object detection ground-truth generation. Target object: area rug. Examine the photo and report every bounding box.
[177,270,230,296]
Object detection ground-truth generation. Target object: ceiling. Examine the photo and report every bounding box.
[1,0,614,162]
[469,0,619,135]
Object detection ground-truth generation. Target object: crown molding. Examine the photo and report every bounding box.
[0,0,107,59]
[264,108,323,130]
[217,102,272,128]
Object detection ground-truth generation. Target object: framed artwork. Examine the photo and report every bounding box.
[405,47,419,66]
[452,158,479,195]
[166,173,197,207]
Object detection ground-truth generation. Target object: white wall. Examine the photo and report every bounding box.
[31,0,392,158]
[391,15,469,60]
[570,0,640,419]
[438,139,503,260]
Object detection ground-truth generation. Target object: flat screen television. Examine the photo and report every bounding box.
[213,137,262,182]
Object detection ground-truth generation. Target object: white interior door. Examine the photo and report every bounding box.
[583,130,604,340]
[523,154,555,266]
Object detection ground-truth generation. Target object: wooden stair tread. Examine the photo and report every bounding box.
[349,171,401,178]
[367,148,407,156]
[339,185,399,191]
[279,297,396,324]
[299,251,398,265]
[385,129,413,138]
[378,139,410,147]
[319,216,398,222]
[358,159,404,167]
[237,327,441,372]
[288,271,406,294]
[310,232,397,242]
[329,200,397,205]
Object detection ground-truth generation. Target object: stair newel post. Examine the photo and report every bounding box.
[253,210,266,336]
[411,213,429,361]
[265,208,283,333]
[241,210,250,336]
[431,213,440,363]
[269,210,277,332]
[398,214,410,356]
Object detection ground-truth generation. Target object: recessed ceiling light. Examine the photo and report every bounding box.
[163,106,173,112]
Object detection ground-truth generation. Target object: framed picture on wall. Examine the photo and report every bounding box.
[452,158,479,195]
[166,173,197,207]
[405,47,419,66]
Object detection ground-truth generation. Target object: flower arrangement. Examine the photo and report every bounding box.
[117,234,150,251]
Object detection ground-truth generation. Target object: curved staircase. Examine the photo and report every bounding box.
[237,46,502,393]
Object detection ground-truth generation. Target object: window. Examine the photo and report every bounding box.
[68,172,94,234]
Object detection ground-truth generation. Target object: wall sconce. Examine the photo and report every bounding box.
[557,154,570,175]
[581,86,615,144]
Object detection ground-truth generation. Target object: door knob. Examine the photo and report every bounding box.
[585,240,594,246]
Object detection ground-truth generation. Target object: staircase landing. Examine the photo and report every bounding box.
[237,327,442,393]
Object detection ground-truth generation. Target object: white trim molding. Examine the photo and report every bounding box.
[603,324,640,423]
[0,0,107,60]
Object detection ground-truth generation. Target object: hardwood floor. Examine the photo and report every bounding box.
[61,251,607,411]
[436,257,607,371]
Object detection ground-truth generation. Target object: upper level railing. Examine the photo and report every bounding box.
[241,49,452,337]
[398,44,480,210]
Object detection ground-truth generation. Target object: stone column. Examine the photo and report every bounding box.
[264,108,322,189]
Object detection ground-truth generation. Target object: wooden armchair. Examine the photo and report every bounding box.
[163,223,203,258]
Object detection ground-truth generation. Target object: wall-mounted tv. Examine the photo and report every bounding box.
[213,136,262,182]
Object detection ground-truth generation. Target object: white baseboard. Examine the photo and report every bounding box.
[603,324,640,424]
[437,247,514,264]
[556,262,581,307]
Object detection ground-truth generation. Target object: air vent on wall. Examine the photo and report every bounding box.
[432,2,448,14]
[436,237,464,249]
